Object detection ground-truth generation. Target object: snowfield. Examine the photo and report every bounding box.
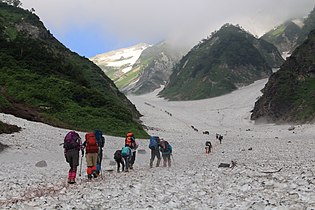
[1,78,315,210]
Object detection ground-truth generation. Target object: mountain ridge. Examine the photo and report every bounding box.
[159,24,284,101]
[0,2,148,137]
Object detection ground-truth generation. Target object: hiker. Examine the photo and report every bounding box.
[149,136,161,168]
[205,141,212,153]
[125,132,138,169]
[113,150,125,173]
[83,132,99,180]
[218,135,223,144]
[63,131,83,184]
[94,129,105,176]
[160,140,172,167]
[216,133,223,144]
[121,146,133,172]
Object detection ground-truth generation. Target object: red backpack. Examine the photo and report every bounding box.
[85,132,99,153]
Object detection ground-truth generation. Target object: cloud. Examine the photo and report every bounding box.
[22,0,315,55]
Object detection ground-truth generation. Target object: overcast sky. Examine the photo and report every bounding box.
[21,0,315,57]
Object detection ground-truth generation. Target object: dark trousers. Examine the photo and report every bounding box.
[150,149,161,167]
[130,151,136,166]
[162,154,171,167]
[123,156,132,171]
[115,158,125,172]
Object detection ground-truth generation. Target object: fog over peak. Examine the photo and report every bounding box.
[22,0,315,55]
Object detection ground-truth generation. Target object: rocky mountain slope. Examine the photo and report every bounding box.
[159,24,284,101]
[89,43,150,89]
[261,5,315,57]
[251,29,315,123]
[0,2,148,137]
[121,42,184,95]
[261,20,303,57]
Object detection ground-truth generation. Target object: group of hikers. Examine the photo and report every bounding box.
[63,130,173,184]
[63,130,105,184]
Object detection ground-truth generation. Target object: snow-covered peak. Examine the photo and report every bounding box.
[90,43,150,74]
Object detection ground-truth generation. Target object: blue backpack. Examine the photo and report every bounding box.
[94,129,105,148]
[121,147,131,157]
[149,136,159,149]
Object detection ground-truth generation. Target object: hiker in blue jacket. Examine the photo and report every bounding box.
[159,140,172,167]
[121,146,133,172]
[149,136,161,168]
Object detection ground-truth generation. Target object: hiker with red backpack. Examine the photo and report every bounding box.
[125,132,138,169]
[63,131,83,184]
[83,132,99,180]
[149,136,161,168]
[160,140,172,167]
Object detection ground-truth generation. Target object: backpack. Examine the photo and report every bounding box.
[85,132,99,153]
[160,141,171,154]
[64,131,80,150]
[94,129,105,148]
[114,150,122,161]
[125,133,135,149]
[121,147,131,157]
[149,136,159,149]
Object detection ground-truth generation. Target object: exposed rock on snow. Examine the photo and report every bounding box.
[35,160,47,167]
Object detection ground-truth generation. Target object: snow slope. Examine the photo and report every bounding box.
[1,79,315,209]
[90,43,149,74]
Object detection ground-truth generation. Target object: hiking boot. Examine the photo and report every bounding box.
[88,174,92,180]
[93,171,98,178]
[68,178,75,184]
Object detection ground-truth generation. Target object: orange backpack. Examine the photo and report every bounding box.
[125,132,135,148]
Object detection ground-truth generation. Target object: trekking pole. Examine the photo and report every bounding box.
[171,154,175,166]
[79,155,83,176]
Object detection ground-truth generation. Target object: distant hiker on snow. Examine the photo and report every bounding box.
[216,133,223,144]
[125,132,138,169]
[149,136,161,168]
[160,140,172,167]
[121,146,133,172]
[113,150,125,173]
[205,141,212,154]
[63,131,83,184]
[83,132,99,180]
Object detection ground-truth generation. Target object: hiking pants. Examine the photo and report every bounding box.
[150,149,161,167]
[86,153,98,167]
[96,149,103,174]
[115,158,125,172]
[130,151,136,166]
[123,155,131,171]
[162,154,171,167]
[65,149,79,181]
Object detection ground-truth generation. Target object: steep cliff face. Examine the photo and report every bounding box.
[122,42,183,95]
[159,24,283,101]
[261,20,302,57]
[251,30,315,123]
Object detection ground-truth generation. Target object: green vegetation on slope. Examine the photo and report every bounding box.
[251,30,315,123]
[160,24,279,100]
[0,3,148,137]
